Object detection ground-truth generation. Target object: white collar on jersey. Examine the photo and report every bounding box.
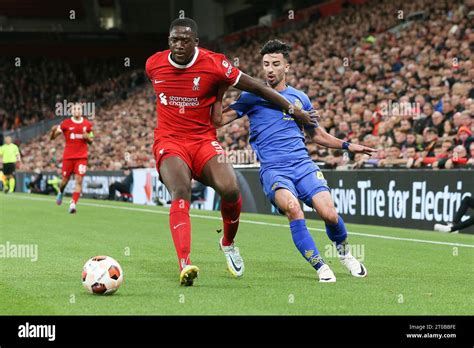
[168,47,199,69]
[71,117,84,124]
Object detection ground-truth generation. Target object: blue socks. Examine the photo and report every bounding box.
[325,216,349,256]
[289,219,325,270]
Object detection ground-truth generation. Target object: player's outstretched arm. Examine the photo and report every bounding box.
[211,84,239,128]
[234,73,318,127]
[311,127,377,156]
[50,125,61,140]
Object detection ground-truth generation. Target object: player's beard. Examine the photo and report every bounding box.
[267,76,283,88]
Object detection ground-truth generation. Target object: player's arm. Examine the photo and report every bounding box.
[235,73,317,126]
[310,126,376,156]
[50,125,62,140]
[83,130,94,144]
[211,84,239,128]
[15,145,21,163]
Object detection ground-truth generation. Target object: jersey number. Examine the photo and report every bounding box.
[211,141,223,154]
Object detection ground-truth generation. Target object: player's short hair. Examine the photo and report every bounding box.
[260,39,291,62]
[169,17,198,36]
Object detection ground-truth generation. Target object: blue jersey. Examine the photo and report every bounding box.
[229,85,316,167]
[229,85,329,210]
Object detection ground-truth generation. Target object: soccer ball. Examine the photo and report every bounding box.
[82,256,123,295]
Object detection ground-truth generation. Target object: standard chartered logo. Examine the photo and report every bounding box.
[159,93,168,105]
[158,93,199,107]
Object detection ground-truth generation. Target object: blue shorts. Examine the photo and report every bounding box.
[260,158,330,211]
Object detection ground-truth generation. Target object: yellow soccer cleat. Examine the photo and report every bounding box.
[179,265,199,286]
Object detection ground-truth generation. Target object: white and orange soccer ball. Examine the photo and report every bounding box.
[82,256,123,295]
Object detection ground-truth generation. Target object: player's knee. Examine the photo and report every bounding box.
[220,183,240,202]
[322,209,339,225]
[285,200,304,221]
[171,187,191,201]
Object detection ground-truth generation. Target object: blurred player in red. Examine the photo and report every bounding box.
[146,18,317,286]
[50,103,93,214]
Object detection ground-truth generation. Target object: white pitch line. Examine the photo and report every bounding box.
[5,195,474,249]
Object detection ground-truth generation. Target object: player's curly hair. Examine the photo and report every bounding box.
[169,17,198,36]
[260,39,291,61]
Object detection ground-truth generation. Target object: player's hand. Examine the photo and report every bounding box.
[83,132,93,143]
[348,143,377,156]
[292,108,319,126]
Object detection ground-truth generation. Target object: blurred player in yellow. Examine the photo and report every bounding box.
[0,136,21,193]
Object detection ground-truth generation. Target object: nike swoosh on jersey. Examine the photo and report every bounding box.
[154,80,166,84]
[173,223,185,229]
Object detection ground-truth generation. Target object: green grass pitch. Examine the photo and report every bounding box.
[1,193,473,315]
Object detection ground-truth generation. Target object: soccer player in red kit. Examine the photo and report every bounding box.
[50,103,93,214]
[146,18,317,286]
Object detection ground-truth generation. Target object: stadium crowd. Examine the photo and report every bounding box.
[218,0,474,169]
[5,0,474,171]
[0,57,145,130]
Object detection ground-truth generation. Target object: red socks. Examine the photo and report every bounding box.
[221,195,242,246]
[168,195,241,269]
[72,192,80,204]
[169,199,191,271]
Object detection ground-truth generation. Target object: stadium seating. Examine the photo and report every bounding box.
[4,0,473,171]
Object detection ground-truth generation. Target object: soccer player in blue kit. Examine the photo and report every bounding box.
[212,40,376,282]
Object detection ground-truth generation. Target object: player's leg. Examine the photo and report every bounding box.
[436,196,474,233]
[3,164,15,193]
[108,183,117,200]
[56,176,69,204]
[273,188,335,282]
[159,156,198,285]
[201,156,241,245]
[5,175,12,193]
[200,156,244,277]
[69,160,87,213]
[57,161,73,205]
[68,174,82,214]
[453,196,474,224]
[4,174,10,193]
[7,165,16,193]
[310,190,367,277]
[0,171,7,193]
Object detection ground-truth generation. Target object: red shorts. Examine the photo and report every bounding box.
[153,137,223,179]
[62,158,87,178]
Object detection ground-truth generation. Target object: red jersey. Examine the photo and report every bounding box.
[145,47,242,139]
[58,117,92,160]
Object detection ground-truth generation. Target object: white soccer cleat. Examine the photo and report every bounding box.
[69,202,77,214]
[339,251,367,277]
[434,223,452,233]
[219,237,244,277]
[317,264,336,283]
